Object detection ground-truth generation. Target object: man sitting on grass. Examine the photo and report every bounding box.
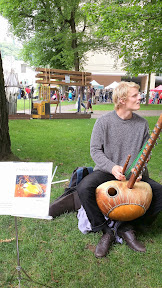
[77,81,162,258]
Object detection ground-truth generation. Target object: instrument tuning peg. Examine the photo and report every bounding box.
[146,156,149,162]
[158,136,161,140]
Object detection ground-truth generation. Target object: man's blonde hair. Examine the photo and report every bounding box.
[112,81,140,110]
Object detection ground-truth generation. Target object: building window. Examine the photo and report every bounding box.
[21,64,26,73]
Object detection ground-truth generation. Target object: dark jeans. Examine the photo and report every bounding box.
[77,97,86,112]
[76,170,162,232]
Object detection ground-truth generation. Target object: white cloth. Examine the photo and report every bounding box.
[77,205,123,244]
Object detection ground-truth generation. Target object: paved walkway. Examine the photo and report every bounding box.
[51,103,162,119]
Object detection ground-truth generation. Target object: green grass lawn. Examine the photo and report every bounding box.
[71,103,162,111]
[139,104,162,110]
[89,103,162,111]
[0,116,161,288]
[17,98,32,111]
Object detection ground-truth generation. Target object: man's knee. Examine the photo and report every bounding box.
[77,170,113,200]
[77,173,93,199]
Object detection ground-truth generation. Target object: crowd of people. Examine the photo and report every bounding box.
[94,88,113,103]
[140,91,162,104]
[20,83,161,114]
[65,85,162,115]
[18,81,35,99]
[18,81,162,106]
[94,89,162,105]
[149,91,162,104]
[74,86,115,114]
[75,86,160,115]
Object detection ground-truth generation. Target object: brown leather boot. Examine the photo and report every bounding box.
[118,226,146,252]
[95,232,115,258]
[49,191,81,218]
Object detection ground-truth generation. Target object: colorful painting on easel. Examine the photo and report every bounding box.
[15,175,48,197]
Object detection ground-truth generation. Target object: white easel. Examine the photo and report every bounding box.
[2,165,68,288]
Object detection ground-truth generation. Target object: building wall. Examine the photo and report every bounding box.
[91,74,122,87]
[84,51,124,74]
[2,56,36,87]
[83,51,162,91]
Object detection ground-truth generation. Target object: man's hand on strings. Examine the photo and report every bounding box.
[112,165,126,181]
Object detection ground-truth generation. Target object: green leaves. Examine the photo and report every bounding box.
[86,0,162,75]
[0,0,106,70]
[1,0,161,73]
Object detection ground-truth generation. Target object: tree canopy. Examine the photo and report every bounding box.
[85,0,162,75]
[0,42,21,60]
[0,0,108,71]
[0,0,161,85]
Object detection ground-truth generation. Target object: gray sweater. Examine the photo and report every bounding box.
[90,110,150,175]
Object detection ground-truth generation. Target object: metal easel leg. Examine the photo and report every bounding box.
[14,216,52,288]
[15,216,22,287]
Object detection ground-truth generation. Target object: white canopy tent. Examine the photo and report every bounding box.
[90,80,104,89]
[105,81,119,90]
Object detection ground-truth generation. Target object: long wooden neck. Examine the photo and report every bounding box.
[127,114,162,189]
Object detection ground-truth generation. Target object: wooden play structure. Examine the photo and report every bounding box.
[9,67,92,120]
[35,67,92,86]
[31,84,57,119]
[31,84,60,119]
[31,67,92,119]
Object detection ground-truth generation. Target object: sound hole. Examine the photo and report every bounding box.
[107,187,118,197]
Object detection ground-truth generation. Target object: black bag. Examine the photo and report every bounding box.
[49,166,93,218]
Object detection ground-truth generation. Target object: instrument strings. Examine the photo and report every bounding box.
[125,142,147,178]
[125,119,161,179]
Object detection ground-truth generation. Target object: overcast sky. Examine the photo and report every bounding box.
[0,15,19,44]
[0,16,9,40]
[0,15,23,50]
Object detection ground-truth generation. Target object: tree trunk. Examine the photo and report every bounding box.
[70,12,79,71]
[74,45,79,72]
[0,52,12,160]
[145,73,151,106]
